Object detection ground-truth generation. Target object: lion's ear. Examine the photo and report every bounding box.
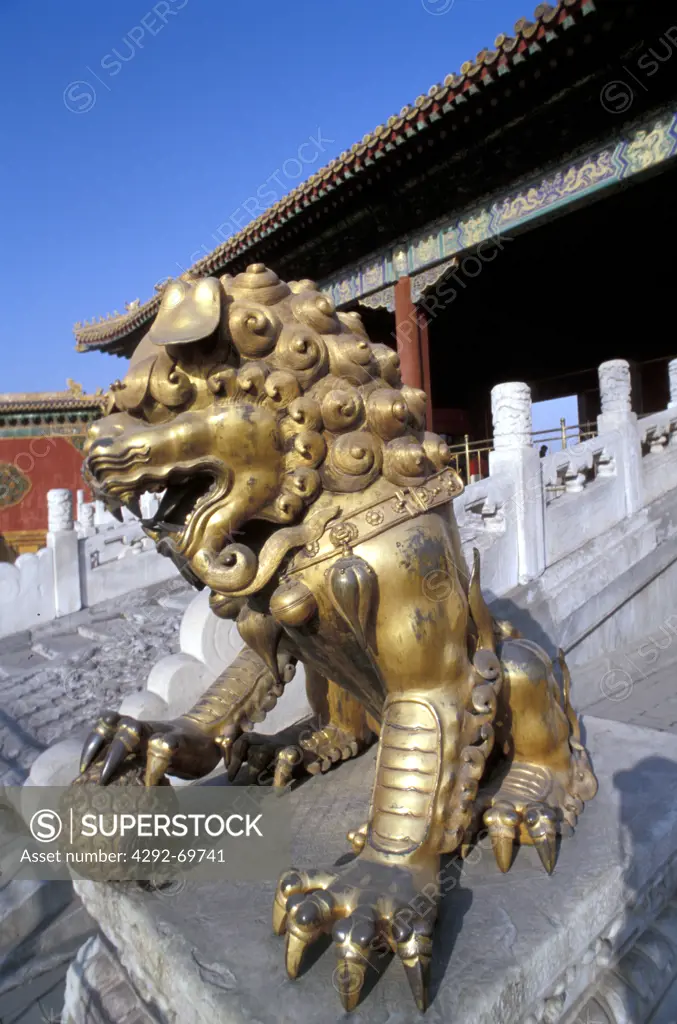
[149,276,222,346]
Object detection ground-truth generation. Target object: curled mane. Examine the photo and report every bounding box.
[105,263,453,524]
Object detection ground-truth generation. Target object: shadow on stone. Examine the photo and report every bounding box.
[428,855,474,1006]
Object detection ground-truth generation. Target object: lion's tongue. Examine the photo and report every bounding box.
[143,478,211,532]
[124,497,142,519]
[152,486,185,529]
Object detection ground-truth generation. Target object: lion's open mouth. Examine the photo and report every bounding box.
[87,469,228,557]
[141,473,215,534]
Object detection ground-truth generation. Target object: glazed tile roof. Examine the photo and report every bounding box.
[0,383,106,414]
[75,0,594,351]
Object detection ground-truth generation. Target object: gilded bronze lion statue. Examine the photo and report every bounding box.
[78,264,596,1012]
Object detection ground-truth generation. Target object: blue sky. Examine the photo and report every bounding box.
[0,0,534,395]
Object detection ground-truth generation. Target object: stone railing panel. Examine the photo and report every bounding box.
[542,433,626,565]
[454,473,519,596]
[639,409,677,506]
[0,490,176,636]
[79,527,176,607]
[0,549,56,637]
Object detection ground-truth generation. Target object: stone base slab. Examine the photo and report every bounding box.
[68,717,677,1023]
[62,934,160,1024]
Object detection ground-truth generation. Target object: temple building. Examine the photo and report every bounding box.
[0,382,104,559]
[73,0,677,455]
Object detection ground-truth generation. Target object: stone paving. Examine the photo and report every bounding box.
[574,619,677,733]
[0,574,193,1023]
[0,575,193,789]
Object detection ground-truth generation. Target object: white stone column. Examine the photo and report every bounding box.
[597,359,643,516]
[491,381,533,450]
[668,359,677,409]
[598,359,632,419]
[489,382,545,584]
[46,489,82,617]
[47,489,73,533]
[94,499,118,527]
[76,501,96,537]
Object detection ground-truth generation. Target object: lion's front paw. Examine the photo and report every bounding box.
[78,711,223,786]
[272,854,438,1012]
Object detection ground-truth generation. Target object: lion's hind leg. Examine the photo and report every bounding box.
[481,639,597,875]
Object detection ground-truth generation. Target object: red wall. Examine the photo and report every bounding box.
[0,437,90,532]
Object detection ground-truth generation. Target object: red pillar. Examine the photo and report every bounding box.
[416,307,433,431]
[394,276,423,390]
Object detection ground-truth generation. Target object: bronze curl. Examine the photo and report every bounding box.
[192,542,259,594]
[284,466,321,502]
[325,335,378,385]
[228,302,281,358]
[274,327,329,387]
[236,362,270,398]
[267,491,305,524]
[321,389,365,433]
[264,370,301,410]
[207,366,238,398]
[321,430,383,492]
[402,386,428,431]
[226,264,290,306]
[366,388,410,441]
[371,344,402,388]
[110,356,154,412]
[291,291,340,334]
[423,433,453,472]
[337,310,370,340]
[287,430,327,469]
[383,437,433,486]
[286,396,323,431]
[149,354,195,409]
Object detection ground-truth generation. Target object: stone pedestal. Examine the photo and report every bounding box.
[65,717,677,1024]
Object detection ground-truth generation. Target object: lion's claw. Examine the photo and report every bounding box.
[80,711,121,774]
[273,857,438,1011]
[79,713,222,786]
[482,762,577,875]
[272,725,363,790]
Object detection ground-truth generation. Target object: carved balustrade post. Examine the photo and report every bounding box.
[46,489,82,617]
[489,382,545,585]
[668,358,677,410]
[94,499,119,527]
[597,359,643,516]
[47,489,73,533]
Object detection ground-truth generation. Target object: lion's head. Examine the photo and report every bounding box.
[84,264,453,597]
